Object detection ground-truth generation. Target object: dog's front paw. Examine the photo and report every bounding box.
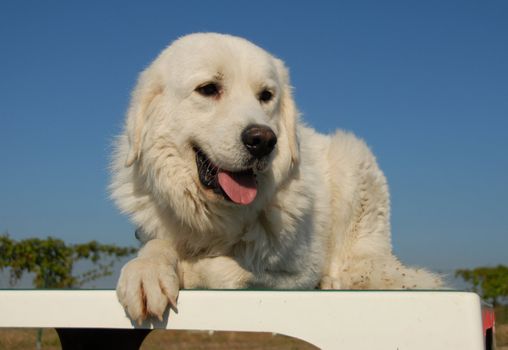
[116,257,179,324]
[319,275,343,289]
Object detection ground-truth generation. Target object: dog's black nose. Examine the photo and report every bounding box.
[241,124,277,158]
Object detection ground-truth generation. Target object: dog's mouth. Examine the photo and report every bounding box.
[194,147,257,205]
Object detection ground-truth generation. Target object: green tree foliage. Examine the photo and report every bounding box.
[456,265,508,306]
[0,234,136,288]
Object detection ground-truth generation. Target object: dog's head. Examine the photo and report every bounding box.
[113,33,300,233]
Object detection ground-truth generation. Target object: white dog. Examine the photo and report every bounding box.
[111,33,443,323]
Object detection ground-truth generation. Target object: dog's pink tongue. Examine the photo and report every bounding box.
[217,170,257,205]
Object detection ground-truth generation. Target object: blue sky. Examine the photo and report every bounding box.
[0,0,507,273]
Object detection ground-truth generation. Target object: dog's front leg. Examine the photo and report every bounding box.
[116,239,180,324]
[179,256,253,289]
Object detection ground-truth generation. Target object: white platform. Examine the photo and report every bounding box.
[0,290,485,349]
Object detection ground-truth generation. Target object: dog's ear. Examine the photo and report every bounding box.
[274,58,300,166]
[124,68,163,167]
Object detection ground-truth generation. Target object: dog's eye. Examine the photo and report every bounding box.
[258,89,273,103]
[196,83,221,97]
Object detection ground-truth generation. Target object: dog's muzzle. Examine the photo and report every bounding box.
[193,125,276,206]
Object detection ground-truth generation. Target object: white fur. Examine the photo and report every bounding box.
[111,33,443,323]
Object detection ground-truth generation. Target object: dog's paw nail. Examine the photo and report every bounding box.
[170,303,178,314]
